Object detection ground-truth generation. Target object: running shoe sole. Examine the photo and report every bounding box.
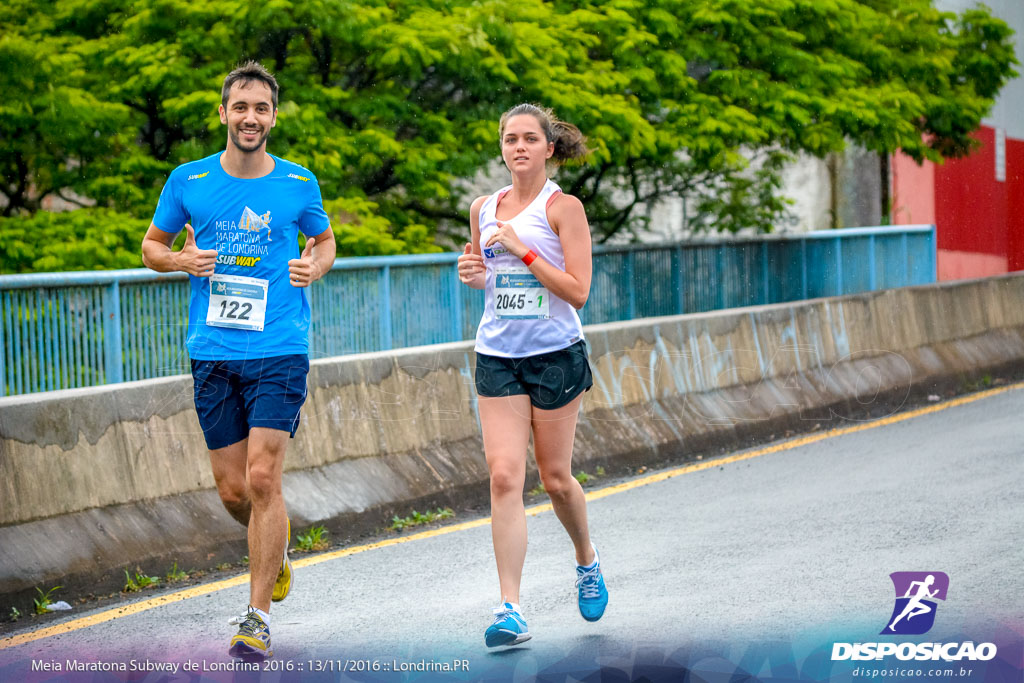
[228,638,273,662]
[485,629,532,647]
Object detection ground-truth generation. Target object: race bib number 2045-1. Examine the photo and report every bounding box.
[494,267,550,320]
[206,274,268,331]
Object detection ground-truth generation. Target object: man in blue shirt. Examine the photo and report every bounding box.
[142,61,336,661]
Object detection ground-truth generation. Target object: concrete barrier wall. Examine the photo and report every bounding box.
[2,274,1024,603]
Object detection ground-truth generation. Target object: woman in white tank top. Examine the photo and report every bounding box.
[457,104,609,647]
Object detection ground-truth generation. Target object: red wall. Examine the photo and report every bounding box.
[896,126,1024,279]
[934,127,1009,258]
[1008,136,1024,271]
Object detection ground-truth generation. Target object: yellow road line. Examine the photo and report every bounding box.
[3,381,1020,650]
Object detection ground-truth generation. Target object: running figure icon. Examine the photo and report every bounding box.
[882,571,949,635]
[888,575,938,631]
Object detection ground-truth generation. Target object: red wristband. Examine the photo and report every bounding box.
[522,250,538,266]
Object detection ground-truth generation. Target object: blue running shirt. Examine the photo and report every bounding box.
[152,152,330,360]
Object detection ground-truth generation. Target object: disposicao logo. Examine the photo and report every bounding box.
[882,571,947,635]
[831,572,997,662]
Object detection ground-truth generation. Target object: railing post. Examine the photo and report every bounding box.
[46,291,58,392]
[102,281,123,384]
[929,224,937,282]
[672,246,683,314]
[761,241,770,304]
[901,233,910,285]
[868,234,877,290]
[380,265,392,349]
[801,238,808,300]
[13,291,25,395]
[834,236,843,296]
[717,245,727,310]
[626,249,636,320]
[0,295,6,397]
[451,262,463,341]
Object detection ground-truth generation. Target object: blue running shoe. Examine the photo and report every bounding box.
[484,602,531,647]
[576,546,608,622]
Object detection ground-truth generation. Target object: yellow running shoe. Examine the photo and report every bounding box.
[228,607,272,661]
[272,517,292,602]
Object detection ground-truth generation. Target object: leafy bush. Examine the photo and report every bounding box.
[0,209,149,274]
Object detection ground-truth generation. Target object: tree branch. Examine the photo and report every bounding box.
[568,165,598,196]
[361,159,399,196]
[576,161,612,204]
[55,190,92,208]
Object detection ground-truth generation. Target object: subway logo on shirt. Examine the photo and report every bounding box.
[216,254,262,267]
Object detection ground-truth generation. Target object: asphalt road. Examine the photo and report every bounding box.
[1,385,1022,682]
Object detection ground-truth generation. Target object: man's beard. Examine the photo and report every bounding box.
[229,126,270,153]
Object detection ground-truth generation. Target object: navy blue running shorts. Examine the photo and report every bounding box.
[475,340,593,410]
[190,354,309,450]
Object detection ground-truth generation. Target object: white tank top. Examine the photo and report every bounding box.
[474,179,586,358]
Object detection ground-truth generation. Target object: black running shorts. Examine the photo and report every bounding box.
[475,340,593,410]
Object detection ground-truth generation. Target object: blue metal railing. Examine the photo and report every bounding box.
[0,225,936,396]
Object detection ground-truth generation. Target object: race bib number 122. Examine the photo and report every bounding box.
[206,274,268,331]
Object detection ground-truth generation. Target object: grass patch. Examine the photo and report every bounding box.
[295,525,330,552]
[963,373,995,392]
[165,562,189,583]
[575,467,605,485]
[33,586,61,614]
[532,467,604,496]
[390,508,454,532]
[123,569,159,593]
[9,606,21,622]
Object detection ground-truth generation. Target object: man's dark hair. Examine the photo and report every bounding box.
[221,60,279,109]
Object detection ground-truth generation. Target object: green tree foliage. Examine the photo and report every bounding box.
[0,0,1016,272]
[0,209,149,273]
